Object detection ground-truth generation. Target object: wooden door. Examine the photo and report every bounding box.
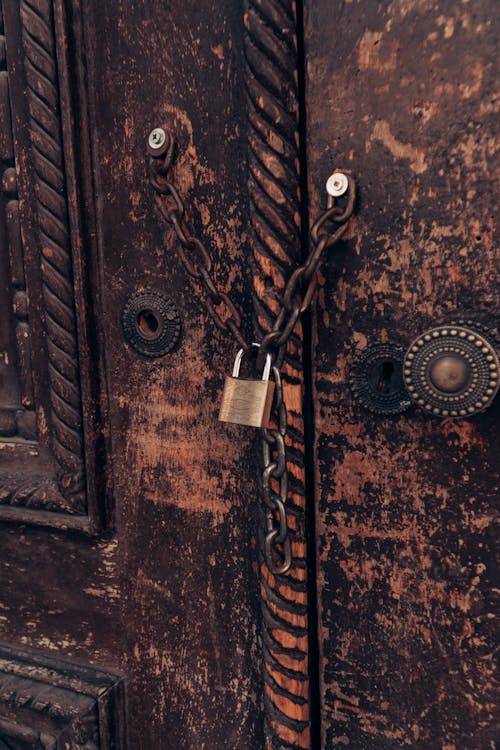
[0,1,292,747]
[1,0,317,746]
[305,2,498,748]
[1,1,498,749]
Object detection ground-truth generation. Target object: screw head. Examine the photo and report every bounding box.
[326,172,349,197]
[148,127,167,150]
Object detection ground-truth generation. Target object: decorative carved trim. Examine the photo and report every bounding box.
[0,643,125,750]
[0,473,75,514]
[19,0,86,512]
[0,14,35,441]
[244,2,311,748]
[0,0,106,530]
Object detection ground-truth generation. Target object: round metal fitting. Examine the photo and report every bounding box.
[450,318,500,348]
[350,342,411,415]
[326,172,349,197]
[148,127,167,151]
[122,290,181,358]
[403,325,499,417]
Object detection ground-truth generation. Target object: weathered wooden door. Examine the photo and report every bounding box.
[0,1,270,747]
[0,1,497,749]
[305,2,499,748]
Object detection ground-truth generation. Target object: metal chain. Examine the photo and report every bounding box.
[261,366,291,574]
[148,129,356,575]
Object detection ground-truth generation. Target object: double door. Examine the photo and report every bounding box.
[0,1,497,748]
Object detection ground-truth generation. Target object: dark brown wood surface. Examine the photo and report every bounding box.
[0,0,277,747]
[2,0,498,747]
[75,0,275,747]
[0,643,125,749]
[0,0,108,532]
[305,2,499,748]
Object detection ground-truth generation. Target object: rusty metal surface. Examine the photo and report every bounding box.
[305,1,499,747]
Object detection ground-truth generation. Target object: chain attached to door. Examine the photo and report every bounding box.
[147,127,356,574]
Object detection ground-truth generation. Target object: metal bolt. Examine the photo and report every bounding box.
[326,172,349,197]
[148,127,167,150]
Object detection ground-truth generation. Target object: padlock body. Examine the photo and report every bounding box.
[219,376,275,428]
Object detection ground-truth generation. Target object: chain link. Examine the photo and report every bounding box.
[148,130,356,575]
[261,366,291,573]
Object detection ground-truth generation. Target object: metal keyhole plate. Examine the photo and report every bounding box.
[137,309,162,340]
[350,342,411,415]
[122,290,181,357]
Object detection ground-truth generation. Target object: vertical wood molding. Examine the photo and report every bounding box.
[0,12,35,440]
[19,0,86,512]
[0,0,107,531]
[244,2,310,747]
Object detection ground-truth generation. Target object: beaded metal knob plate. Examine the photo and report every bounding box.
[122,290,181,358]
[403,325,499,417]
[350,342,411,415]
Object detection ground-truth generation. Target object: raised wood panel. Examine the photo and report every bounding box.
[82,0,267,745]
[0,643,125,749]
[0,0,108,532]
[305,1,499,747]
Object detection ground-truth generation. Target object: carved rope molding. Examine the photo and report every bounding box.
[0,18,35,441]
[18,0,86,512]
[244,1,310,748]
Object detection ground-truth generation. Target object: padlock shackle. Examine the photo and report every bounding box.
[232,343,272,380]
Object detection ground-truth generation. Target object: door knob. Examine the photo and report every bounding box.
[403,324,499,417]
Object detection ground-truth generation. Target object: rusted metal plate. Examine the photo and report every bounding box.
[305,1,499,747]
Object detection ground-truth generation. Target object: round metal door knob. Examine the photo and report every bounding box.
[403,325,499,417]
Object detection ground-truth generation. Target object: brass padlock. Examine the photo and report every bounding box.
[219,346,275,428]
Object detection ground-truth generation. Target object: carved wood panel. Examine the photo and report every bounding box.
[0,643,125,750]
[0,0,107,532]
[3,0,316,747]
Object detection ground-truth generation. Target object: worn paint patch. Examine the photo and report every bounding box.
[370,120,427,174]
[357,30,399,72]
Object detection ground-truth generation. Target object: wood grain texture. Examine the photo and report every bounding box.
[0,519,121,663]
[245,1,311,747]
[0,5,121,723]
[82,0,271,746]
[305,1,499,747]
[2,0,316,746]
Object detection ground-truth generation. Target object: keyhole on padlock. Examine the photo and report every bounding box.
[137,309,161,340]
